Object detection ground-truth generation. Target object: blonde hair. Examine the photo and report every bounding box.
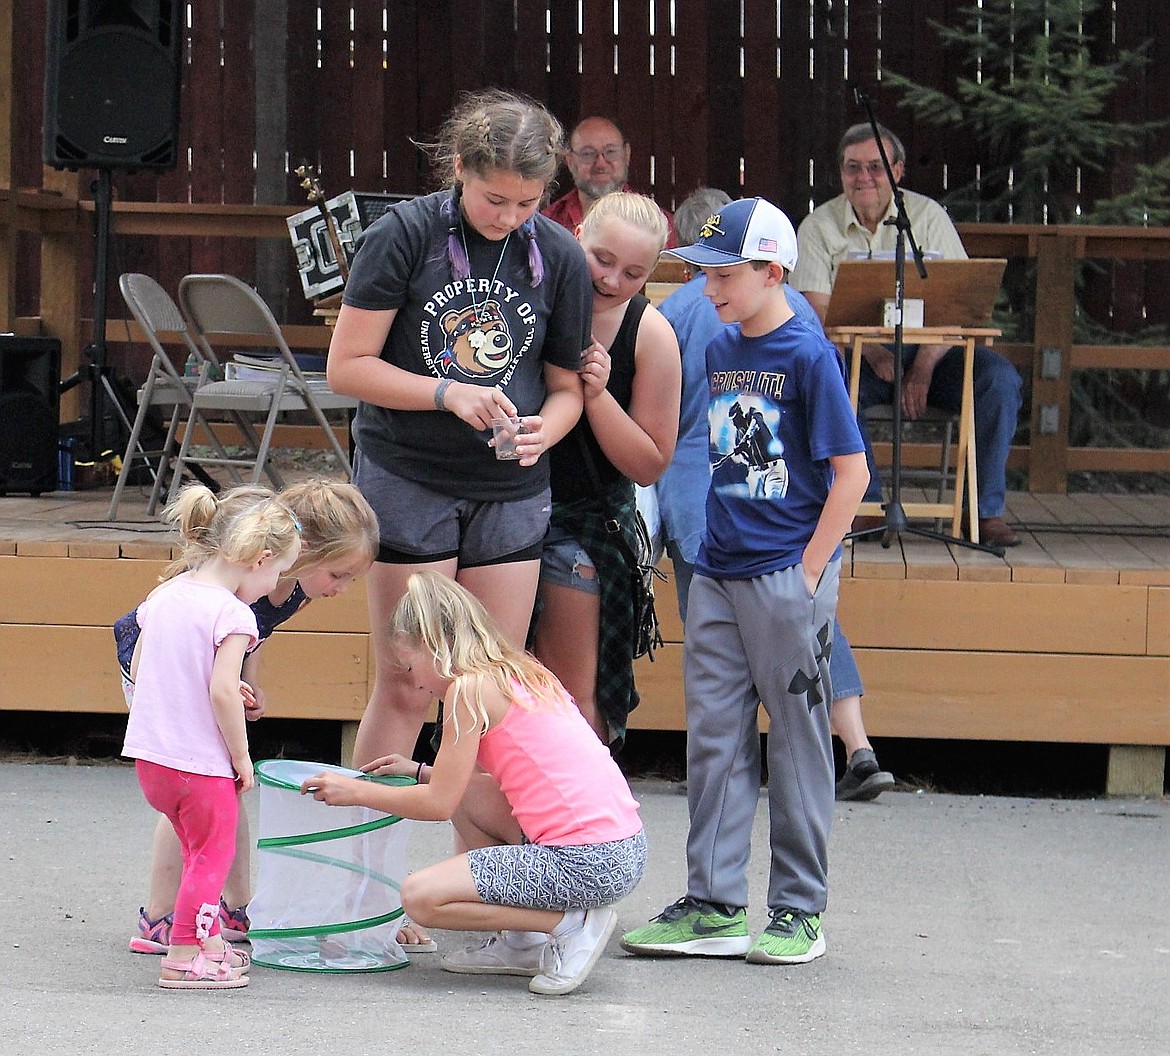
[280,478,378,578]
[422,88,564,189]
[579,191,670,255]
[160,483,301,581]
[390,571,565,738]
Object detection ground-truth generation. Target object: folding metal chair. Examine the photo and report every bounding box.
[172,274,355,502]
[107,273,235,519]
[864,402,959,529]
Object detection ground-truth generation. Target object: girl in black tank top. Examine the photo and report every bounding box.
[532,192,682,749]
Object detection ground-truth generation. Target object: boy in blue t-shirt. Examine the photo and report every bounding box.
[621,198,869,964]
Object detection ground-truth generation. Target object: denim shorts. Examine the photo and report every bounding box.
[538,523,600,595]
[354,448,550,567]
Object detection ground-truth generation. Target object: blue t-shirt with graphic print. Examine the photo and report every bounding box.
[697,310,863,579]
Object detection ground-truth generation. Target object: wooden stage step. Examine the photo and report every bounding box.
[2,487,1168,795]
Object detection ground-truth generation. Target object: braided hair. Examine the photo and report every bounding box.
[424,89,562,288]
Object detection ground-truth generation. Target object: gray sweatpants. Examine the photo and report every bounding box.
[683,559,838,916]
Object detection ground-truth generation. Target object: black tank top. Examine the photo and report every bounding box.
[548,294,648,504]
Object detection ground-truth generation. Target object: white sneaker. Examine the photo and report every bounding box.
[440,932,543,977]
[529,907,617,996]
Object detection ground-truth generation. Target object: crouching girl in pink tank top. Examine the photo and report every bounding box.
[302,569,645,997]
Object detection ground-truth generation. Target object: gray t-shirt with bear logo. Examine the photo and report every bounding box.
[342,189,591,500]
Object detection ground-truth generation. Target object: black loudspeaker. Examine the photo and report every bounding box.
[43,0,183,171]
[0,337,62,496]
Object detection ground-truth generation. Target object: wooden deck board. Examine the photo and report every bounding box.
[4,486,1170,782]
[1106,493,1170,528]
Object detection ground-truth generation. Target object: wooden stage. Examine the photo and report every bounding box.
[2,482,1169,795]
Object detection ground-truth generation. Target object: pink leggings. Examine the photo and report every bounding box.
[136,760,239,947]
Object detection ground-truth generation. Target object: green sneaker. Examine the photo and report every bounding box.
[746,909,825,964]
[620,896,751,957]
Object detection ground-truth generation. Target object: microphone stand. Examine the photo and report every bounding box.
[847,88,1003,556]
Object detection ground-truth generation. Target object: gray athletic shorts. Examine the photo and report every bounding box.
[353,447,551,567]
[466,829,647,910]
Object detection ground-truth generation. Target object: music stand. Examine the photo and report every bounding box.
[825,259,1007,331]
[825,258,1006,553]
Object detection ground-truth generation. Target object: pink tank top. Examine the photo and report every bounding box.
[476,681,642,846]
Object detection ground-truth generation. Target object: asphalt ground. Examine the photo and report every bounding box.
[1,761,1167,1056]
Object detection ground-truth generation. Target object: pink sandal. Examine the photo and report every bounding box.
[216,941,251,971]
[158,948,249,990]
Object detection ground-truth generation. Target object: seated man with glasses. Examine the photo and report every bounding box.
[790,122,1023,547]
[543,116,676,245]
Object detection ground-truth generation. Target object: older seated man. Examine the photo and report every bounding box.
[543,116,676,245]
[790,122,1022,547]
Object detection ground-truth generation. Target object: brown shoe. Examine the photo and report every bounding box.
[849,515,887,542]
[973,516,1021,547]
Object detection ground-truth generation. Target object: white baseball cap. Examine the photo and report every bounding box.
[666,196,798,271]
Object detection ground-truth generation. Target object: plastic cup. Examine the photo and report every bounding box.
[492,416,523,460]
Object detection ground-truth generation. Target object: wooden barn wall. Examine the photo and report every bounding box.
[9,0,1170,365]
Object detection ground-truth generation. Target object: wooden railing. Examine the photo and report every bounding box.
[3,188,1169,493]
[958,223,1170,492]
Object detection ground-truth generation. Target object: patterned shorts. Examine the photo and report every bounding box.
[466,829,647,910]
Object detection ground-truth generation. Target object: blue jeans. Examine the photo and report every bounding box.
[828,621,863,700]
[857,343,1022,519]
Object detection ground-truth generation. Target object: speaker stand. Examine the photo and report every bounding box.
[58,168,134,461]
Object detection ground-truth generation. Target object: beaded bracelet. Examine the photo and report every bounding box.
[433,378,453,411]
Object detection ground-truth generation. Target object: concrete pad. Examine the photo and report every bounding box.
[1,763,1167,1055]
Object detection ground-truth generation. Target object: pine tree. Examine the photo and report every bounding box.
[886,0,1170,486]
[884,0,1168,225]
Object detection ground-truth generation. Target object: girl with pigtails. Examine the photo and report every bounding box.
[326,91,592,788]
[121,484,303,989]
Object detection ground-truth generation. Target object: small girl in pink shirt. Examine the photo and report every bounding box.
[302,570,645,997]
[122,484,302,990]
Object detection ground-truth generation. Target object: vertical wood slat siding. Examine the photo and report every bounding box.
[704,1,743,198]
[546,0,582,142]
[615,0,655,201]
[666,0,709,206]
[351,1,388,192]
[801,0,854,216]
[742,0,780,207]
[1103,1,1170,334]
[414,5,454,162]
[1075,0,1131,333]
[14,2,47,317]
[512,1,550,105]
[11,1,1169,350]
[383,1,423,194]
[317,2,356,203]
[185,2,226,275]
[1130,0,1170,332]
[915,0,970,204]
[220,1,257,285]
[448,5,489,110]
[578,0,617,120]
[284,1,318,187]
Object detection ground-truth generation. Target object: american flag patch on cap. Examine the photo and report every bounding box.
[757,238,778,253]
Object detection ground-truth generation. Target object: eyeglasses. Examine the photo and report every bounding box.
[572,145,625,166]
[841,159,890,178]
